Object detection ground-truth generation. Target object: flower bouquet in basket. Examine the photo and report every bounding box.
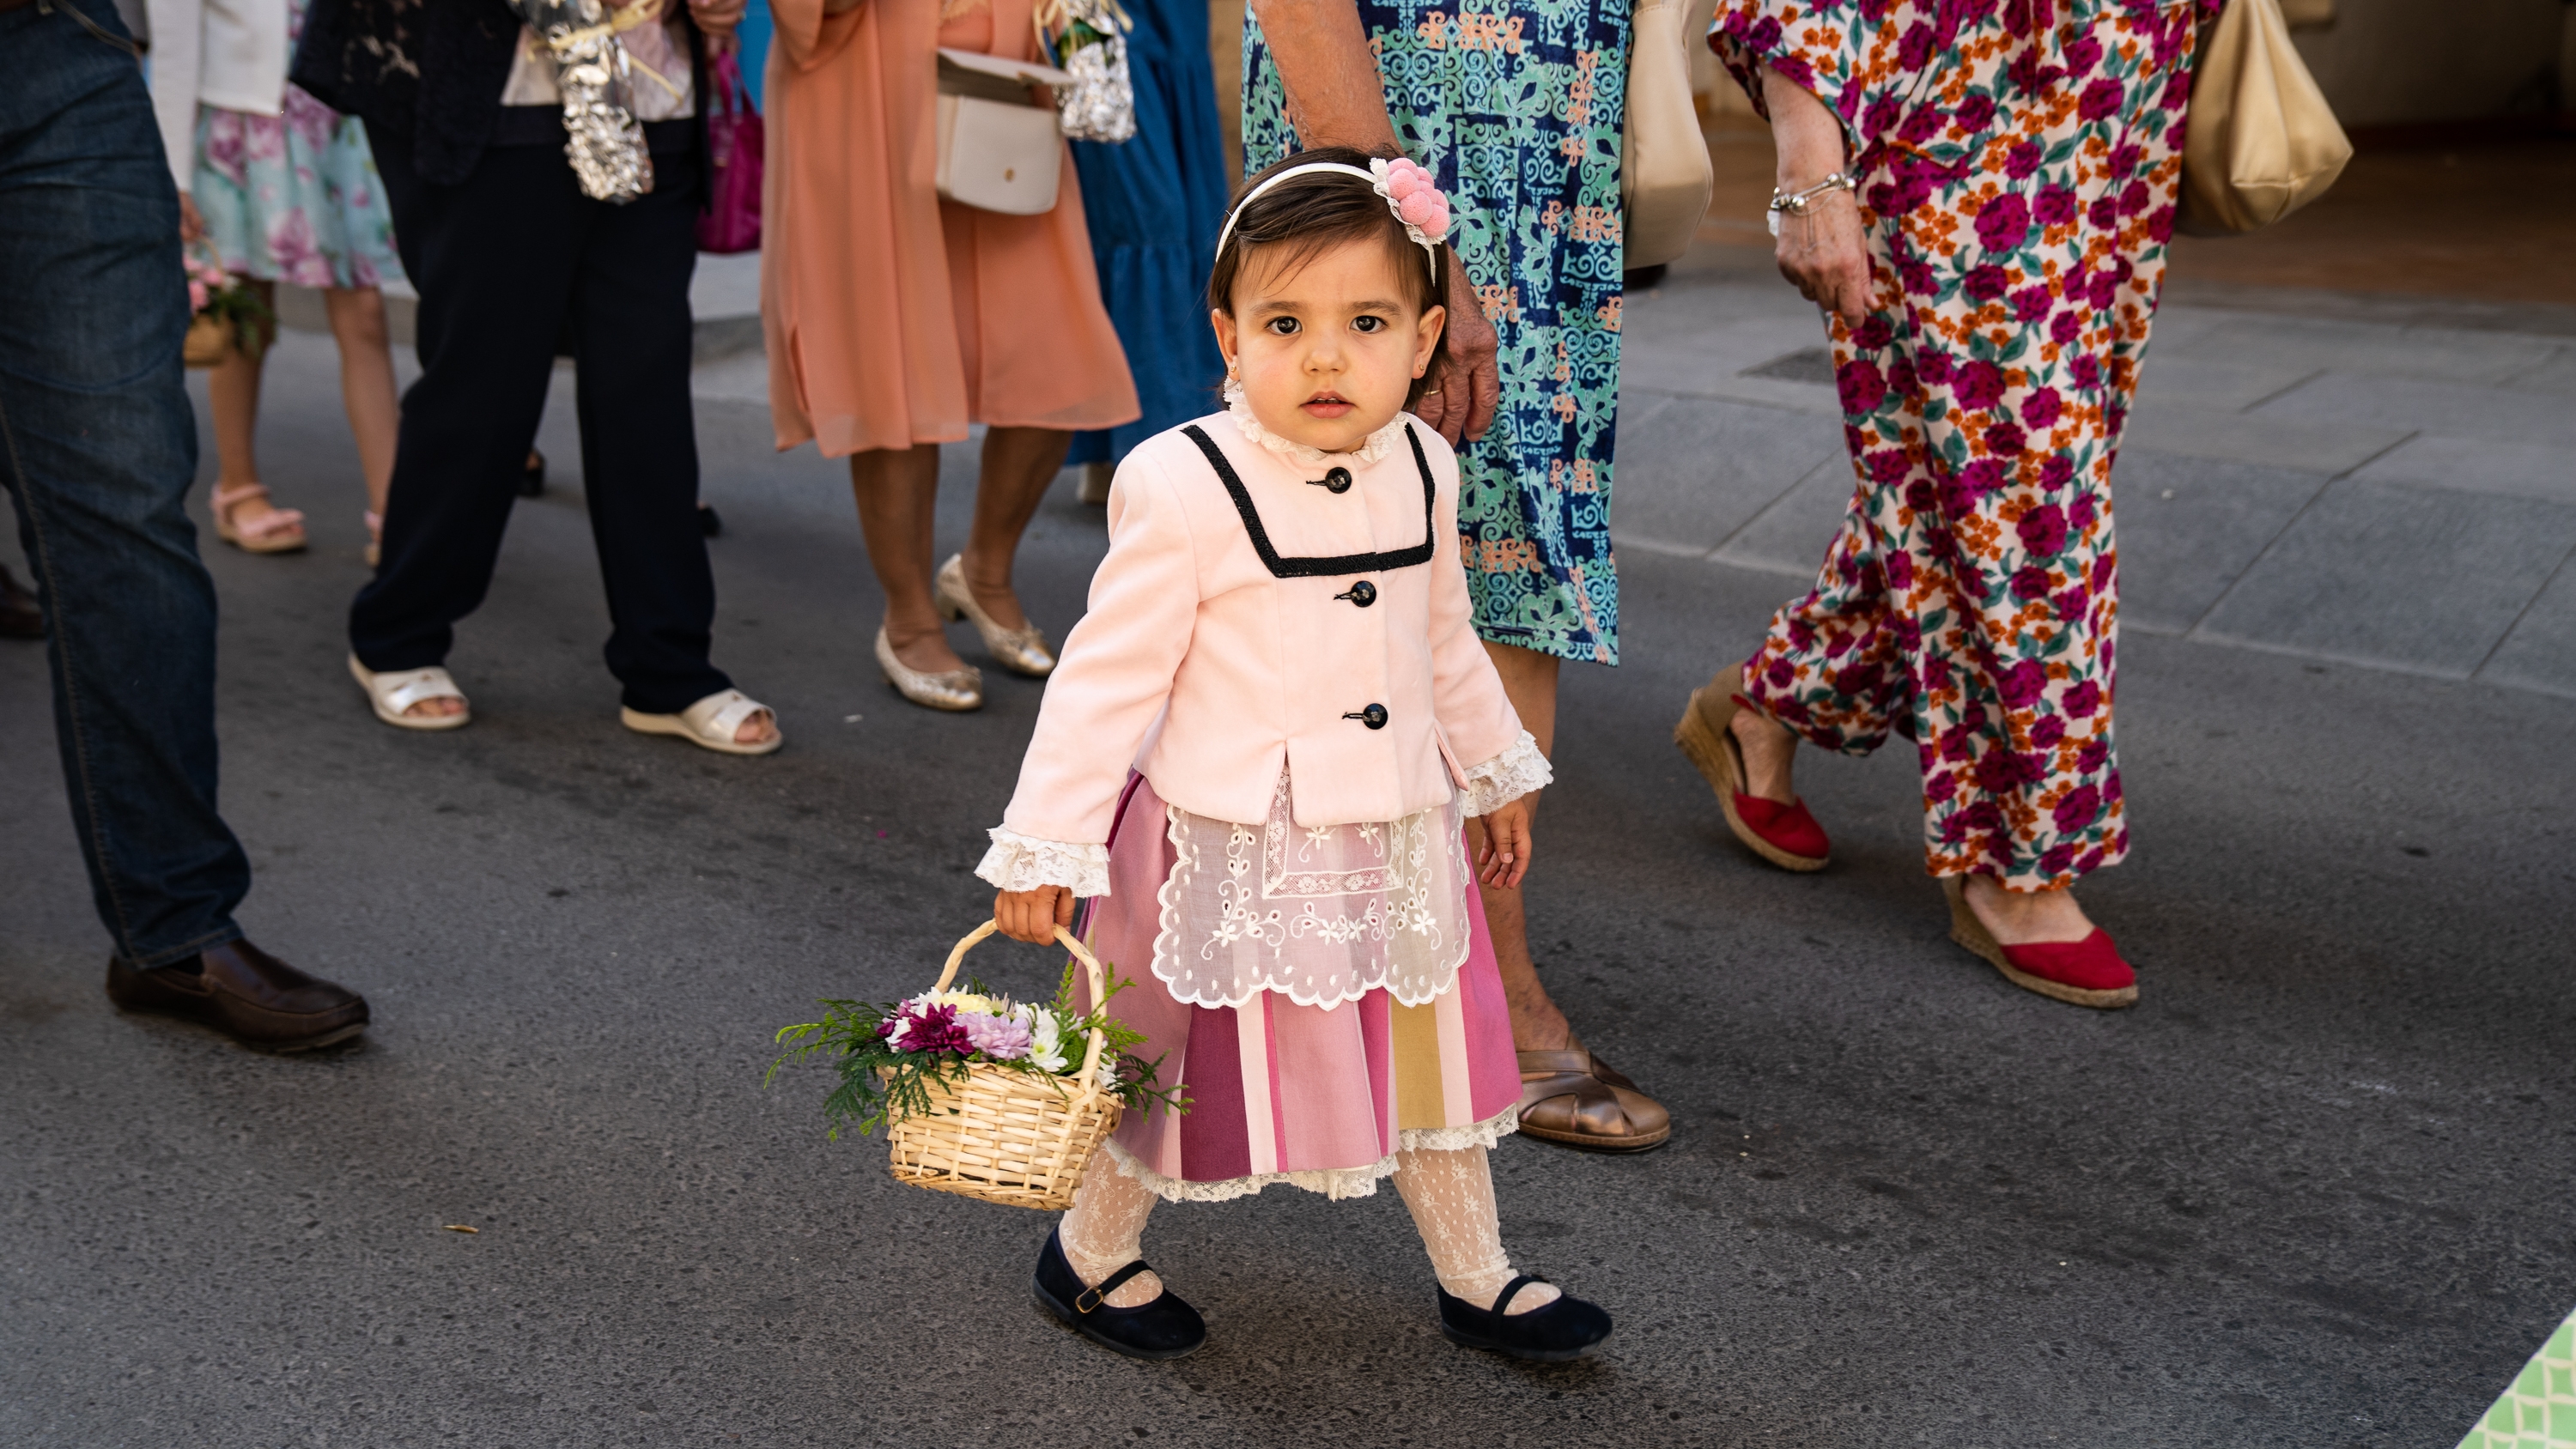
[182,248,270,369]
[767,923,1182,1210]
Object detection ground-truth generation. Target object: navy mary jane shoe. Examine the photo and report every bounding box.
[1437,1275,1613,1362]
[1033,1228,1206,1361]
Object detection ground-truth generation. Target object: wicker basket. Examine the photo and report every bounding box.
[885,921,1121,1210]
[182,314,233,369]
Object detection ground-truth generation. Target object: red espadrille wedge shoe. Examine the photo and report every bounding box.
[1941,877,2138,1009]
[1674,670,1831,871]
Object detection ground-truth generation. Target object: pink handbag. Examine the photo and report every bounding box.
[696,51,763,254]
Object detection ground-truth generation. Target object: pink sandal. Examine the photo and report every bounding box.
[211,482,307,555]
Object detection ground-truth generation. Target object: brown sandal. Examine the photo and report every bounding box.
[1516,1047,1672,1153]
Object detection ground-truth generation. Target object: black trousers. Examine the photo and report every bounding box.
[353,129,729,715]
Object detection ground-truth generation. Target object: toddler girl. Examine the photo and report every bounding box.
[979,148,1612,1362]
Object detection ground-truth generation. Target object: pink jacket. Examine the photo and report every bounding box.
[999,411,1526,849]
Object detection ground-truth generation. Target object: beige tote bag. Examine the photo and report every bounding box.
[1619,0,1722,270]
[2176,0,2352,235]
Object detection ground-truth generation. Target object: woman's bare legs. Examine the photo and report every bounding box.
[851,427,1069,673]
[959,425,1072,630]
[322,286,398,517]
[1467,640,1574,1052]
[1728,700,2099,942]
[848,444,961,673]
[206,278,298,539]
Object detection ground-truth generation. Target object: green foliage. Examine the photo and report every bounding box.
[764,957,1187,1141]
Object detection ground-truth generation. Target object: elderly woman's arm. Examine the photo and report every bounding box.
[1763,67,1873,326]
[1248,0,1501,446]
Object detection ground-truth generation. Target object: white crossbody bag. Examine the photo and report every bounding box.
[935,48,1077,215]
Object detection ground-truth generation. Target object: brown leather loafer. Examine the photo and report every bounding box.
[106,940,369,1052]
[1516,1048,1671,1153]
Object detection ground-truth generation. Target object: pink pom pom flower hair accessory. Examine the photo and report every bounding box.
[1214,155,1454,284]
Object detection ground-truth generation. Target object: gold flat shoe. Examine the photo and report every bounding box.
[935,554,1055,677]
[875,627,982,712]
[1516,1046,1672,1153]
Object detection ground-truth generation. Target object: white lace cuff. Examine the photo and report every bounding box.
[974,826,1112,897]
[1459,731,1552,816]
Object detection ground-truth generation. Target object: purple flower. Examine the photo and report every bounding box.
[1996,661,2050,709]
[2052,785,2103,835]
[2061,679,2102,718]
[1898,21,1935,69]
[1888,355,1919,397]
[1953,94,1997,132]
[1838,359,1889,415]
[2018,502,2069,556]
[2039,842,2078,876]
[2033,184,2080,227]
[2053,583,2091,621]
[2119,179,2153,216]
[2010,564,2053,600]
[1746,15,1783,51]
[1964,264,2012,303]
[2069,492,2099,535]
[2087,195,2120,232]
[2011,285,2055,323]
[2003,141,2044,182]
[1853,315,1896,351]
[1864,94,1906,142]
[1976,192,2032,254]
[2020,386,2063,430]
[1899,255,1941,294]
[2076,738,2109,774]
[890,1003,972,1056]
[1899,105,1947,147]
[1916,348,1956,386]
[2069,355,2104,390]
[960,1011,1034,1061]
[2063,34,2103,77]
[2050,311,2083,346]
[2031,715,2067,749]
[1926,768,1959,804]
[1975,746,2038,793]
[1886,549,1914,591]
[1955,360,2008,410]
[2078,77,2126,123]
[2039,454,2076,491]
[1985,420,2028,456]
[2110,142,2144,178]
[1866,448,1913,484]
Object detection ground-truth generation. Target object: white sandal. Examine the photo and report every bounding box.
[348,652,471,731]
[620,688,781,756]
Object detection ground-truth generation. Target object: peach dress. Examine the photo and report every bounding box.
[762,0,1141,456]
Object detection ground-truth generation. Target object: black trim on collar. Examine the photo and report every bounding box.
[1179,424,1436,579]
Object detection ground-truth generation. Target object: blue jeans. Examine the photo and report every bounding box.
[0,0,250,967]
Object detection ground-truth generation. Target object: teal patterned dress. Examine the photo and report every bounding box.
[1242,0,1630,665]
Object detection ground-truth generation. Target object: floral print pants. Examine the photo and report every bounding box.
[1715,0,2210,889]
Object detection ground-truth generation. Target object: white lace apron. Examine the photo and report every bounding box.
[1151,770,1471,1012]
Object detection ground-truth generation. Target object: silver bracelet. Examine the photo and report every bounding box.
[1766,172,1856,236]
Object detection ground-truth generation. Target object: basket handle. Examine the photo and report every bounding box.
[931,920,1112,1100]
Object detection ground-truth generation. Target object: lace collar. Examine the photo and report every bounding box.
[1225,389,1409,468]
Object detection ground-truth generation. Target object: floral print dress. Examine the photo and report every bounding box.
[1713,0,2211,890]
[192,0,404,291]
[1242,0,1631,665]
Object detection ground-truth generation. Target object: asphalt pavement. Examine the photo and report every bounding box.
[3,264,2572,1449]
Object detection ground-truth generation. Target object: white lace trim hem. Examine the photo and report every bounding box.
[975,827,1112,897]
[1459,731,1552,817]
[1224,386,1409,468]
[1099,1106,1521,1203]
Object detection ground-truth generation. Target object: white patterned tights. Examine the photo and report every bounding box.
[1055,1144,1560,1313]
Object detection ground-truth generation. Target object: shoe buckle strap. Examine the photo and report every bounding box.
[1076,1258,1155,1313]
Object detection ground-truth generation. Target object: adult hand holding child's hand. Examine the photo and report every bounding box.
[994,886,1076,944]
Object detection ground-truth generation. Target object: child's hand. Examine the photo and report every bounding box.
[1475,797,1535,889]
[994,886,1076,944]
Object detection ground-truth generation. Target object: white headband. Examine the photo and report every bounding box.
[1214,158,1455,284]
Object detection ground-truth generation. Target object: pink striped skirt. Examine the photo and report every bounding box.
[1077,774,1522,1203]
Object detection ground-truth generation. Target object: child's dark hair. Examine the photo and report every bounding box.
[1206,146,1448,319]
